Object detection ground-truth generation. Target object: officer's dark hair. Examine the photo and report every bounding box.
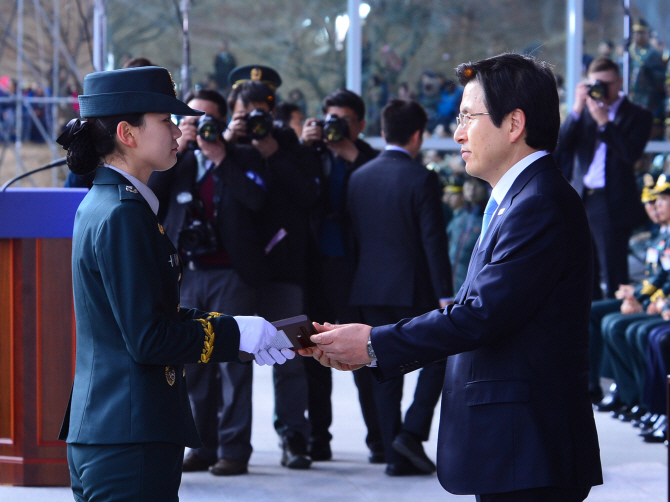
[587,56,620,76]
[227,81,275,112]
[456,53,560,152]
[381,99,428,146]
[122,57,154,69]
[66,114,145,176]
[275,102,301,124]
[322,88,365,121]
[184,88,228,118]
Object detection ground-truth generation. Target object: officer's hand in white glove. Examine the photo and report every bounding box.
[234,316,277,354]
[254,347,296,366]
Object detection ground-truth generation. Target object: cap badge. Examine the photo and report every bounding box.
[251,68,262,81]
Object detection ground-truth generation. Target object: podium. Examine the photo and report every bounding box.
[0,188,86,486]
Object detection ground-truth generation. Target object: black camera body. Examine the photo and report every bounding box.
[318,114,350,143]
[587,80,609,101]
[176,191,219,260]
[245,108,274,140]
[197,114,224,142]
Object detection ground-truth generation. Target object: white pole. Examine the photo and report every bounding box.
[566,0,583,114]
[346,0,361,95]
[93,0,106,72]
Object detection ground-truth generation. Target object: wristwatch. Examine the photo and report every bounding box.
[367,338,377,361]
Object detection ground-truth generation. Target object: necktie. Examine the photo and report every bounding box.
[481,196,499,238]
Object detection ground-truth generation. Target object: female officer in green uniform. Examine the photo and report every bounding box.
[56,66,294,502]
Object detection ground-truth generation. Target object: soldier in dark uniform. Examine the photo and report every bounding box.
[446,176,488,291]
[56,66,291,502]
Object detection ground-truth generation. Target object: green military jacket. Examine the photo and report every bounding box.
[59,167,241,447]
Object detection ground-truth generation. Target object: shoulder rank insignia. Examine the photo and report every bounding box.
[158,223,165,235]
[165,366,176,386]
[126,185,139,194]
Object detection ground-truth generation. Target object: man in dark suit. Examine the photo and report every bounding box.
[556,56,652,299]
[301,89,383,462]
[304,53,603,501]
[347,98,453,476]
[149,89,268,476]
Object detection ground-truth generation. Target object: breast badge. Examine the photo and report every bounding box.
[165,366,176,386]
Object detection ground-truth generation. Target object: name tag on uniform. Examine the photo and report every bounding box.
[647,247,659,264]
[168,253,180,267]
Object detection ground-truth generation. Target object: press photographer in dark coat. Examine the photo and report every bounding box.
[148,88,269,476]
[300,89,383,463]
[224,65,322,469]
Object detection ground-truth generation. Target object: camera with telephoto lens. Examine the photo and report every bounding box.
[197,114,224,142]
[176,191,219,259]
[587,80,609,101]
[244,108,274,140]
[318,114,350,143]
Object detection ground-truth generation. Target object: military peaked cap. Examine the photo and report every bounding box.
[78,66,204,118]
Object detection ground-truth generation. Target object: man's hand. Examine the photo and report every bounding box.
[223,112,247,143]
[326,137,359,163]
[308,322,373,365]
[621,297,643,315]
[301,118,322,147]
[615,284,635,300]
[298,346,366,371]
[177,119,198,153]
[178,117,227,165]
[585,96,609,127]
[572,81,589,115]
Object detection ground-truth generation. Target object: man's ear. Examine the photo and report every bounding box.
[508,109,526,143]
[116,121,137,148]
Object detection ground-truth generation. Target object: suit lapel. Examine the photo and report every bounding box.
[455,156,556,303]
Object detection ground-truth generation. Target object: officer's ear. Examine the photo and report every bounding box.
[116,121,137,148]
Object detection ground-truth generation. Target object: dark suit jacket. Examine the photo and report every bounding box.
[371,155,603,495]
[556,97,652,228]
[347,149,452,310]
[254,126,322,287]
[60,167,241,448]
[149,144,269,287]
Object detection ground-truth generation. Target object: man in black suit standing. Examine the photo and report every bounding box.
[304,53,603,501]
[556,56,652,299]
[347,99,453,476]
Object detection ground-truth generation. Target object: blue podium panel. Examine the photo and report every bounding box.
[0,188,87,238]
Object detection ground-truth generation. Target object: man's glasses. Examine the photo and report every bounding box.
[456,112,490,129]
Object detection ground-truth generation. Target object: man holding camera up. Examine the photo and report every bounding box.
[224,65,322,469]
[300,90,384,464]
[148,89,268,476]
[557,56,652,299]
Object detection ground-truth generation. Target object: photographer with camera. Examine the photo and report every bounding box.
[224,65,323,469]
[556,56,652,301]
[300,89,384,464]
[148,88,270,476]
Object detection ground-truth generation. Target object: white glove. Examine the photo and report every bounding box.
[254,348,296,366]
[234,316,277,354]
